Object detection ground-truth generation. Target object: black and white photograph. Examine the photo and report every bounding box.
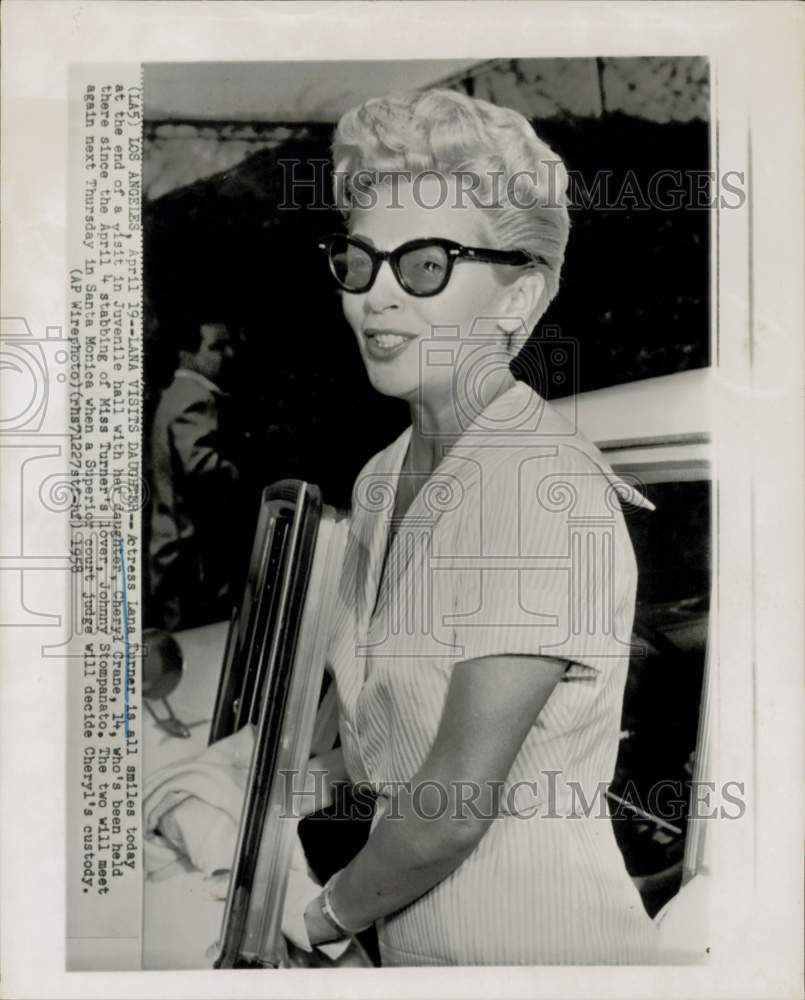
[1,3,802,998]
[139,56,714,969]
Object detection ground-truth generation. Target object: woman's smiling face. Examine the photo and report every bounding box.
[341,176,515,407]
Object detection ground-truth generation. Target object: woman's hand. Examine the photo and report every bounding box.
[303,894,342,947]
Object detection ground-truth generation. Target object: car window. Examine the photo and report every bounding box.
[628,479,711,608]
[611,475,711,917]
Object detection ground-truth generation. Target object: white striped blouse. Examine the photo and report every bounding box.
[326,381,659,965]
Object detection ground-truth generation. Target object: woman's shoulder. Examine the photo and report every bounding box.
[459,383,652,514]
[460,385,604,477]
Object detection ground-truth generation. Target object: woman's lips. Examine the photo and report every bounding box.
[363,328,417,362]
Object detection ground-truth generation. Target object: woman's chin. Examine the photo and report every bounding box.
[364,367,418,401]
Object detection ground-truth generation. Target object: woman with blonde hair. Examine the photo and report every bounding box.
[299,88,658,966]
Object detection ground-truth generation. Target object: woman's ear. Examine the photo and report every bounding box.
[498,271,546,351]
[514,270,546,324]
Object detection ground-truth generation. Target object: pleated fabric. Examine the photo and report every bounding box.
[327,381,659,965]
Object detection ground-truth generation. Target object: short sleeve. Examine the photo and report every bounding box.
[444,446,638,673]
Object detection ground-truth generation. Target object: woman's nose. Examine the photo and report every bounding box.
[364,259,403,311]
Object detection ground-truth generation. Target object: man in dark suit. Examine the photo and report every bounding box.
[149,320,243,631]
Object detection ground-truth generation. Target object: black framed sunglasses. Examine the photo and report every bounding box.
[317,233,538,298]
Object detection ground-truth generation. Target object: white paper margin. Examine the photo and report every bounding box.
[1,2,802,998]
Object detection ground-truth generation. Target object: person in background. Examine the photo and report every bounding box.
[149,318,243,632]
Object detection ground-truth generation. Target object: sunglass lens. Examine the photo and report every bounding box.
[399,244,449,294]
[330,237,373,291]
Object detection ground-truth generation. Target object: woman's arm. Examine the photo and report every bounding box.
[304,654,566,942]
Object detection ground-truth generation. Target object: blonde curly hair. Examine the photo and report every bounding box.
[331,88,570,315]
